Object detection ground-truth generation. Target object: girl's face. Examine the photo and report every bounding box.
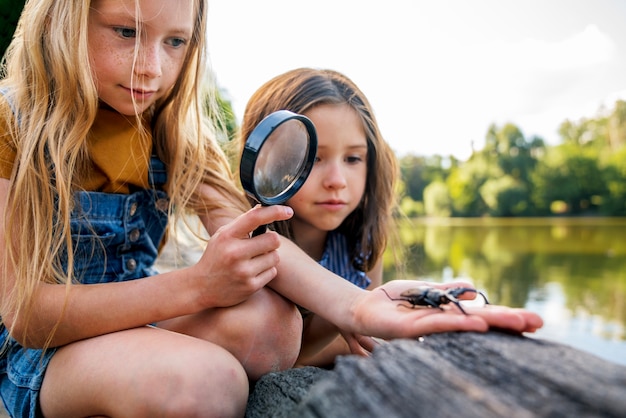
[88,0,194,115]
[287,103,368,237]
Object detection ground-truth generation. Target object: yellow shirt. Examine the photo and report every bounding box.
[0,100,152,194]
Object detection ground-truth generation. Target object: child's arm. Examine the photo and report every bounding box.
[296,259,385,366]
[366,259,383,289]
[0,178,293,348]
[195,186,543,341]
[270,237,543,337]
[203,198,542,340]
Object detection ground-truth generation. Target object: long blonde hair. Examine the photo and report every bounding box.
[0,0,247,344]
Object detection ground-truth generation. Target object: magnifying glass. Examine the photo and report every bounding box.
[240,110,317,235]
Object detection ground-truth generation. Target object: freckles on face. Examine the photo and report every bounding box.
[87,0,194,115]
[89,30,126,81]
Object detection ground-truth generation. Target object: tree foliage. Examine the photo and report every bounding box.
[5,0,623,217]
[0,0,25,66]
[399,100,626,217]
[423,180,451,217]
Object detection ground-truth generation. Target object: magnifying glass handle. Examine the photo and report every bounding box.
[252,225,267,237]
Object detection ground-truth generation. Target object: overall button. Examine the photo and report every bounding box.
[129,229,141,242]
[156,198,169,212]
[129,202,138,217]
[126,258,137,271]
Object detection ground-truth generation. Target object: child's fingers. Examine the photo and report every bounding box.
[229,205,294,238]
[462,305,543,333]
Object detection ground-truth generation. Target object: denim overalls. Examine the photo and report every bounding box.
[0,155,169,418]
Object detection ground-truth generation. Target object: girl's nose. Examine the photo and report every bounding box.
[134,44,162,79]
[322,162,347,189]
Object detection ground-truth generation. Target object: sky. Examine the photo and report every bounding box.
[206,0,626,160]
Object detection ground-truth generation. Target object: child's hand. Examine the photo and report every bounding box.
[349,280,543,340]
[340,331,378,357]
[192,205,293,308]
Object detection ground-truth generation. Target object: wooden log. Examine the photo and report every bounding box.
[246,331,626,417]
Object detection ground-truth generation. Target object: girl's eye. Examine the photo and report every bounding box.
[167,37,187,48]
[346,155,364,164]
[114,27,136,39]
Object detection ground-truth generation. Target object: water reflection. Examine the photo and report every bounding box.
[384,217,626,365]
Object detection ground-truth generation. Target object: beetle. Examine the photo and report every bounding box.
[380,286,490,315]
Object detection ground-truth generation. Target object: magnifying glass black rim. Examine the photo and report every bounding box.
[240,109,317,206]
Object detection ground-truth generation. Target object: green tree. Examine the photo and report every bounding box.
[484,123,542,184]
[399,154,452,202]
[530,144,606,214]
[464,123,543,216]
[479,175,529,216]
[0,0,26,67]
[607,100,626,150]
[446,153,495,216]
[423,180,451,217]
[601,146,626,215]
[558,114,609,154]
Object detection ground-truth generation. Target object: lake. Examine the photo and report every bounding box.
[156,216,626,366]
[383,217,626,366]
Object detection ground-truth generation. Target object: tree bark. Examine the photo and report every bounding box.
[246,331,626,417]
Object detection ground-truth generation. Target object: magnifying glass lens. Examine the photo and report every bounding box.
[253,119,310,200]
[240,110,317,209]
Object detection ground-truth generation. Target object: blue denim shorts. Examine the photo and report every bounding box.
[0,327,56,417]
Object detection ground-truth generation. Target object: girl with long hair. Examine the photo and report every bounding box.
[239,68,399,366]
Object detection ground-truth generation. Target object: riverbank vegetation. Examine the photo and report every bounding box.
[3,2,625,220]
[399,100,626,217]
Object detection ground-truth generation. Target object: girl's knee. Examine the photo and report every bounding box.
[258,288,303,337]
[163,288,303,380]
[238,289,303,379]
[152,346,249,417]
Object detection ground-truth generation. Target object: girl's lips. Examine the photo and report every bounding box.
[317,200,346,211]
[122,86,156,101]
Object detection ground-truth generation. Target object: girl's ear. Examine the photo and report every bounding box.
[0,0,26,58]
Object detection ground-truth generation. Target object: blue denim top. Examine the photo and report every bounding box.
[318,231,371,289]
[69,157,169,283]
[0,153,169,417]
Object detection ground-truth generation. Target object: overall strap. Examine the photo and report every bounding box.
[148,153,167,190]
[0,87,19,121]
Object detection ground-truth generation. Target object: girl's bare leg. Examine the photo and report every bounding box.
[297,314,348,367]
[40,326,248,418]
[159,287,303,381]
